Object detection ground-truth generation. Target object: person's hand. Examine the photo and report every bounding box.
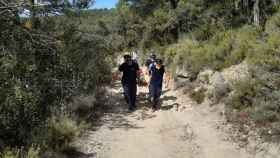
[112,71,120,81]
[164,83,169,89]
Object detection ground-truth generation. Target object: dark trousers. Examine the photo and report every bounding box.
[150,84,162,107]
[148,84,152,98]
[122,83,137,109]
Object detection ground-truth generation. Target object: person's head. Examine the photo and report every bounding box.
[150,53,156,60]
[123,54,133,65]
[155,59,163,68]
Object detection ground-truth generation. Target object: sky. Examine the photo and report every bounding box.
[91,0,119,9]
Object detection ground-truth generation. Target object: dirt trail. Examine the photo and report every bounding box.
[73,81,255,158]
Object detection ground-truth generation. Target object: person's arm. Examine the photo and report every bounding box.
[148,65,154,84]
[135,63,141,80]
[162,66,165,75]
[148,63,153,76]
[162,67,170,89]
[119,64,124,72]
[145,59,150,68]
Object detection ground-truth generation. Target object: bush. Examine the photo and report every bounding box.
[265,9,280,34]
[1,146,40,158]
[0,1,113,151]
[226,78,261,111]
[25,146,40,158]
[0,82,41,146]
[226,67,280,138]
[189,87,206,104]
[164,38,204,75]
[1,149,18,158]
[36,115,87,151]
[164,25,260,76]
[222,11,280,139]
[247,33,280,71]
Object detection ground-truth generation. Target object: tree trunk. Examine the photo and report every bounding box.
[253,0,260,26]
[169,0,179,9]
[241,0,251,23]
[271,0,279,6]
[30,0,35,15]
[167,0,179,42]
[30,0,41,28]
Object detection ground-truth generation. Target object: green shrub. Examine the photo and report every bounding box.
[247,10,280,71]
[164,25,260,75]
[265,9,280,34]
[164,38,204,74]
[1,146,40,158]
[43,115,86,150]
[0,82,41,146]
[226,78,261,111]
[189,87,206,104]
[226,12,280,126]
[226,67,280,138]
[29,114,88,152]
[25,146,40,158]
[247,33,280,71]
[1,149,18,158]
[1,2,113,150]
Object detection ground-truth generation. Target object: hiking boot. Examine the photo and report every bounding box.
[151,106,157,112]
[128,106,136,112]
[147,96,152,103]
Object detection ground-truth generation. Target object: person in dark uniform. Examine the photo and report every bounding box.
[145,54,156,70]
[149,59,165,110]
[145,53,156,100]
[119,55,140,111]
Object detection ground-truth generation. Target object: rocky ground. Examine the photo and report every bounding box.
[69,78,279,158]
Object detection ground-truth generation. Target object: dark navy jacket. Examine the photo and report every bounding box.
[119,62,139,85]
[149,64,165,88]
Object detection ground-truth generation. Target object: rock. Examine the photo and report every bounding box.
[176,65,198,81]
[194,86,204,92]
[191,62,250,104]
[210,72,226,86]
[206,72,230,103]
[222,62,250,89]
[241,134,248,141]
[173,77,192,90]
[175,66,190,78]
[197,69,214,84]
[247,136,258,150]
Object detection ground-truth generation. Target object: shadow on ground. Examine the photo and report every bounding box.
[84,82,180,131]
[62,147,96,158]
[87,82,148,131]
[161,103,180,111]
[137,88,180,114]
[161,95,177,102]
[162,89,171,95]
[66,82,182,158]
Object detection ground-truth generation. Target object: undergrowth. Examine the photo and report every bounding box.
[166,9,280,141]
[189,87,206,104]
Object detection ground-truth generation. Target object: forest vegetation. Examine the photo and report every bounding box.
[1,0,280,157]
